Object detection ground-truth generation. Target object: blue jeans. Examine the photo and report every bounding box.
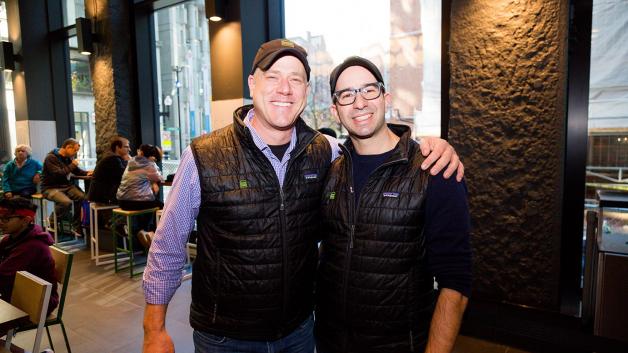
[193,315,315,353]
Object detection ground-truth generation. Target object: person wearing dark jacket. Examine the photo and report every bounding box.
[1,144,43,199]
[315,57,471,353]
[88,136,131,204]
[41,138,92,235]
[141,39,464,353]
[0,197,59,316]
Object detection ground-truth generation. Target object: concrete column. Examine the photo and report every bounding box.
[4,0,64,162]
[86,0,138,157]
[448,0,569,310]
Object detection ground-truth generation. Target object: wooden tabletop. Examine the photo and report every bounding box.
[0,298,29,333]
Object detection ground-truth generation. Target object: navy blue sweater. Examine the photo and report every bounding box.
[351,149,472,297]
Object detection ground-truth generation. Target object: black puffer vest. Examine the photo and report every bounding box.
[315,124,435,353]
[189,105,331,340]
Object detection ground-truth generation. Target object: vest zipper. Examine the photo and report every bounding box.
[245,128,318,330]
[279,187,288,324]
[349,224,355,249]
[337,143,410,331]
[341,158,357,324]
[213,248,221,324]
[276,132,318,326]
[409,330,415,352]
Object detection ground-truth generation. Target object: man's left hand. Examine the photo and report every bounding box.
[32,174,41,184]
[419,137,464,182]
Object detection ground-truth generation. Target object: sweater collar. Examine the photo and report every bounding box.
[341,123,414,164]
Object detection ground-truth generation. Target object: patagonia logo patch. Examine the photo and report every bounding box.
[239,179,249,189]
[383,192,400,198]
[304,173,318,181]
[329,192,336,200]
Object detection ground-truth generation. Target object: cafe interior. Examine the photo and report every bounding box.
[0,0,627,352]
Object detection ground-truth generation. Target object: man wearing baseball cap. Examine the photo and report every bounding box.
[315,56,471,353]
[142,39,463,353]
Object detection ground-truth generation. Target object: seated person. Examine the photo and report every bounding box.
[2,144,43,199]
[116,144,164,246]
[41,138,92,236]
[0,197,59,316]
[88,136,131,204]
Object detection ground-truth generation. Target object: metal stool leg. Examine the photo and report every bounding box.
[128,214,134,277]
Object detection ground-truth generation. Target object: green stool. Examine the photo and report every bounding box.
[112,207,160,277]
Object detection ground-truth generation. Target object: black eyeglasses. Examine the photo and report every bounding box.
[0,215,21,222]
[333,82,384,106]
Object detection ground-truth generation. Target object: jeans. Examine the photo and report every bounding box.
[43,185,85,230]
[193,315,315,353]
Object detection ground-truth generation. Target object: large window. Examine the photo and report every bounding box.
[0,0,16,154]
[153,0,212,175]
[62,0,85,27]
[285,0,442,138]
[68,38,96,169]
[585,0,628,199]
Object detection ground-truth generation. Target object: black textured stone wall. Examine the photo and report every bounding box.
[448,0,569,309]
[87,0,138,157]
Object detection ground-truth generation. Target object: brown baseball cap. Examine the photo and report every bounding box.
[250,39,311,80]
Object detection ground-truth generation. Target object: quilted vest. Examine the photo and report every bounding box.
[316,124,436,353]
[189,105,331,340]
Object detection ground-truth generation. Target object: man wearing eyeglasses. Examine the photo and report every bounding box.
[315,57,471,353]
[88,136,132,205]
[0,197,59,316]
[142,40,465,353]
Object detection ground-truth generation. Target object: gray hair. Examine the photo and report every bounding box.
[14,144,32,156]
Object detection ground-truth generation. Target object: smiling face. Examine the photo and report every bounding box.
[248,55,309,136]
[330,66,390,140]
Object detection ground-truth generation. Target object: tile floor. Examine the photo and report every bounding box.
[10,248,535,353]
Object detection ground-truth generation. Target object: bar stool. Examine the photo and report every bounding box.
[112,207,160,277]
[33,194,59,238]
[89,202,119,265]
[41,199,82,249]
[31,193,47,227]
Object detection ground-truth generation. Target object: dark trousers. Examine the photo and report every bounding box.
[43,185,85,231]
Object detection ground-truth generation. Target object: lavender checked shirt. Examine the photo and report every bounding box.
[143,109,340,304]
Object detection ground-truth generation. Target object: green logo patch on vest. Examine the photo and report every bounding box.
[329,192,336,200]
[239,179,249,189]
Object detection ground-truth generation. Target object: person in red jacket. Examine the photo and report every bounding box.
[0,197,59,316]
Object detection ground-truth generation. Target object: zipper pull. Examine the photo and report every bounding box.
[212,303,218,323]
[349,186,354,194]
[349,225,355,249]
[280,202,285,211]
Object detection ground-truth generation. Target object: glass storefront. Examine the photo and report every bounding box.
[0,0,16,156]
[285,0,442,138]
[62,0,85,27]
[68,38,96,169]
[153,0,212,175]
[585,0,628,200]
